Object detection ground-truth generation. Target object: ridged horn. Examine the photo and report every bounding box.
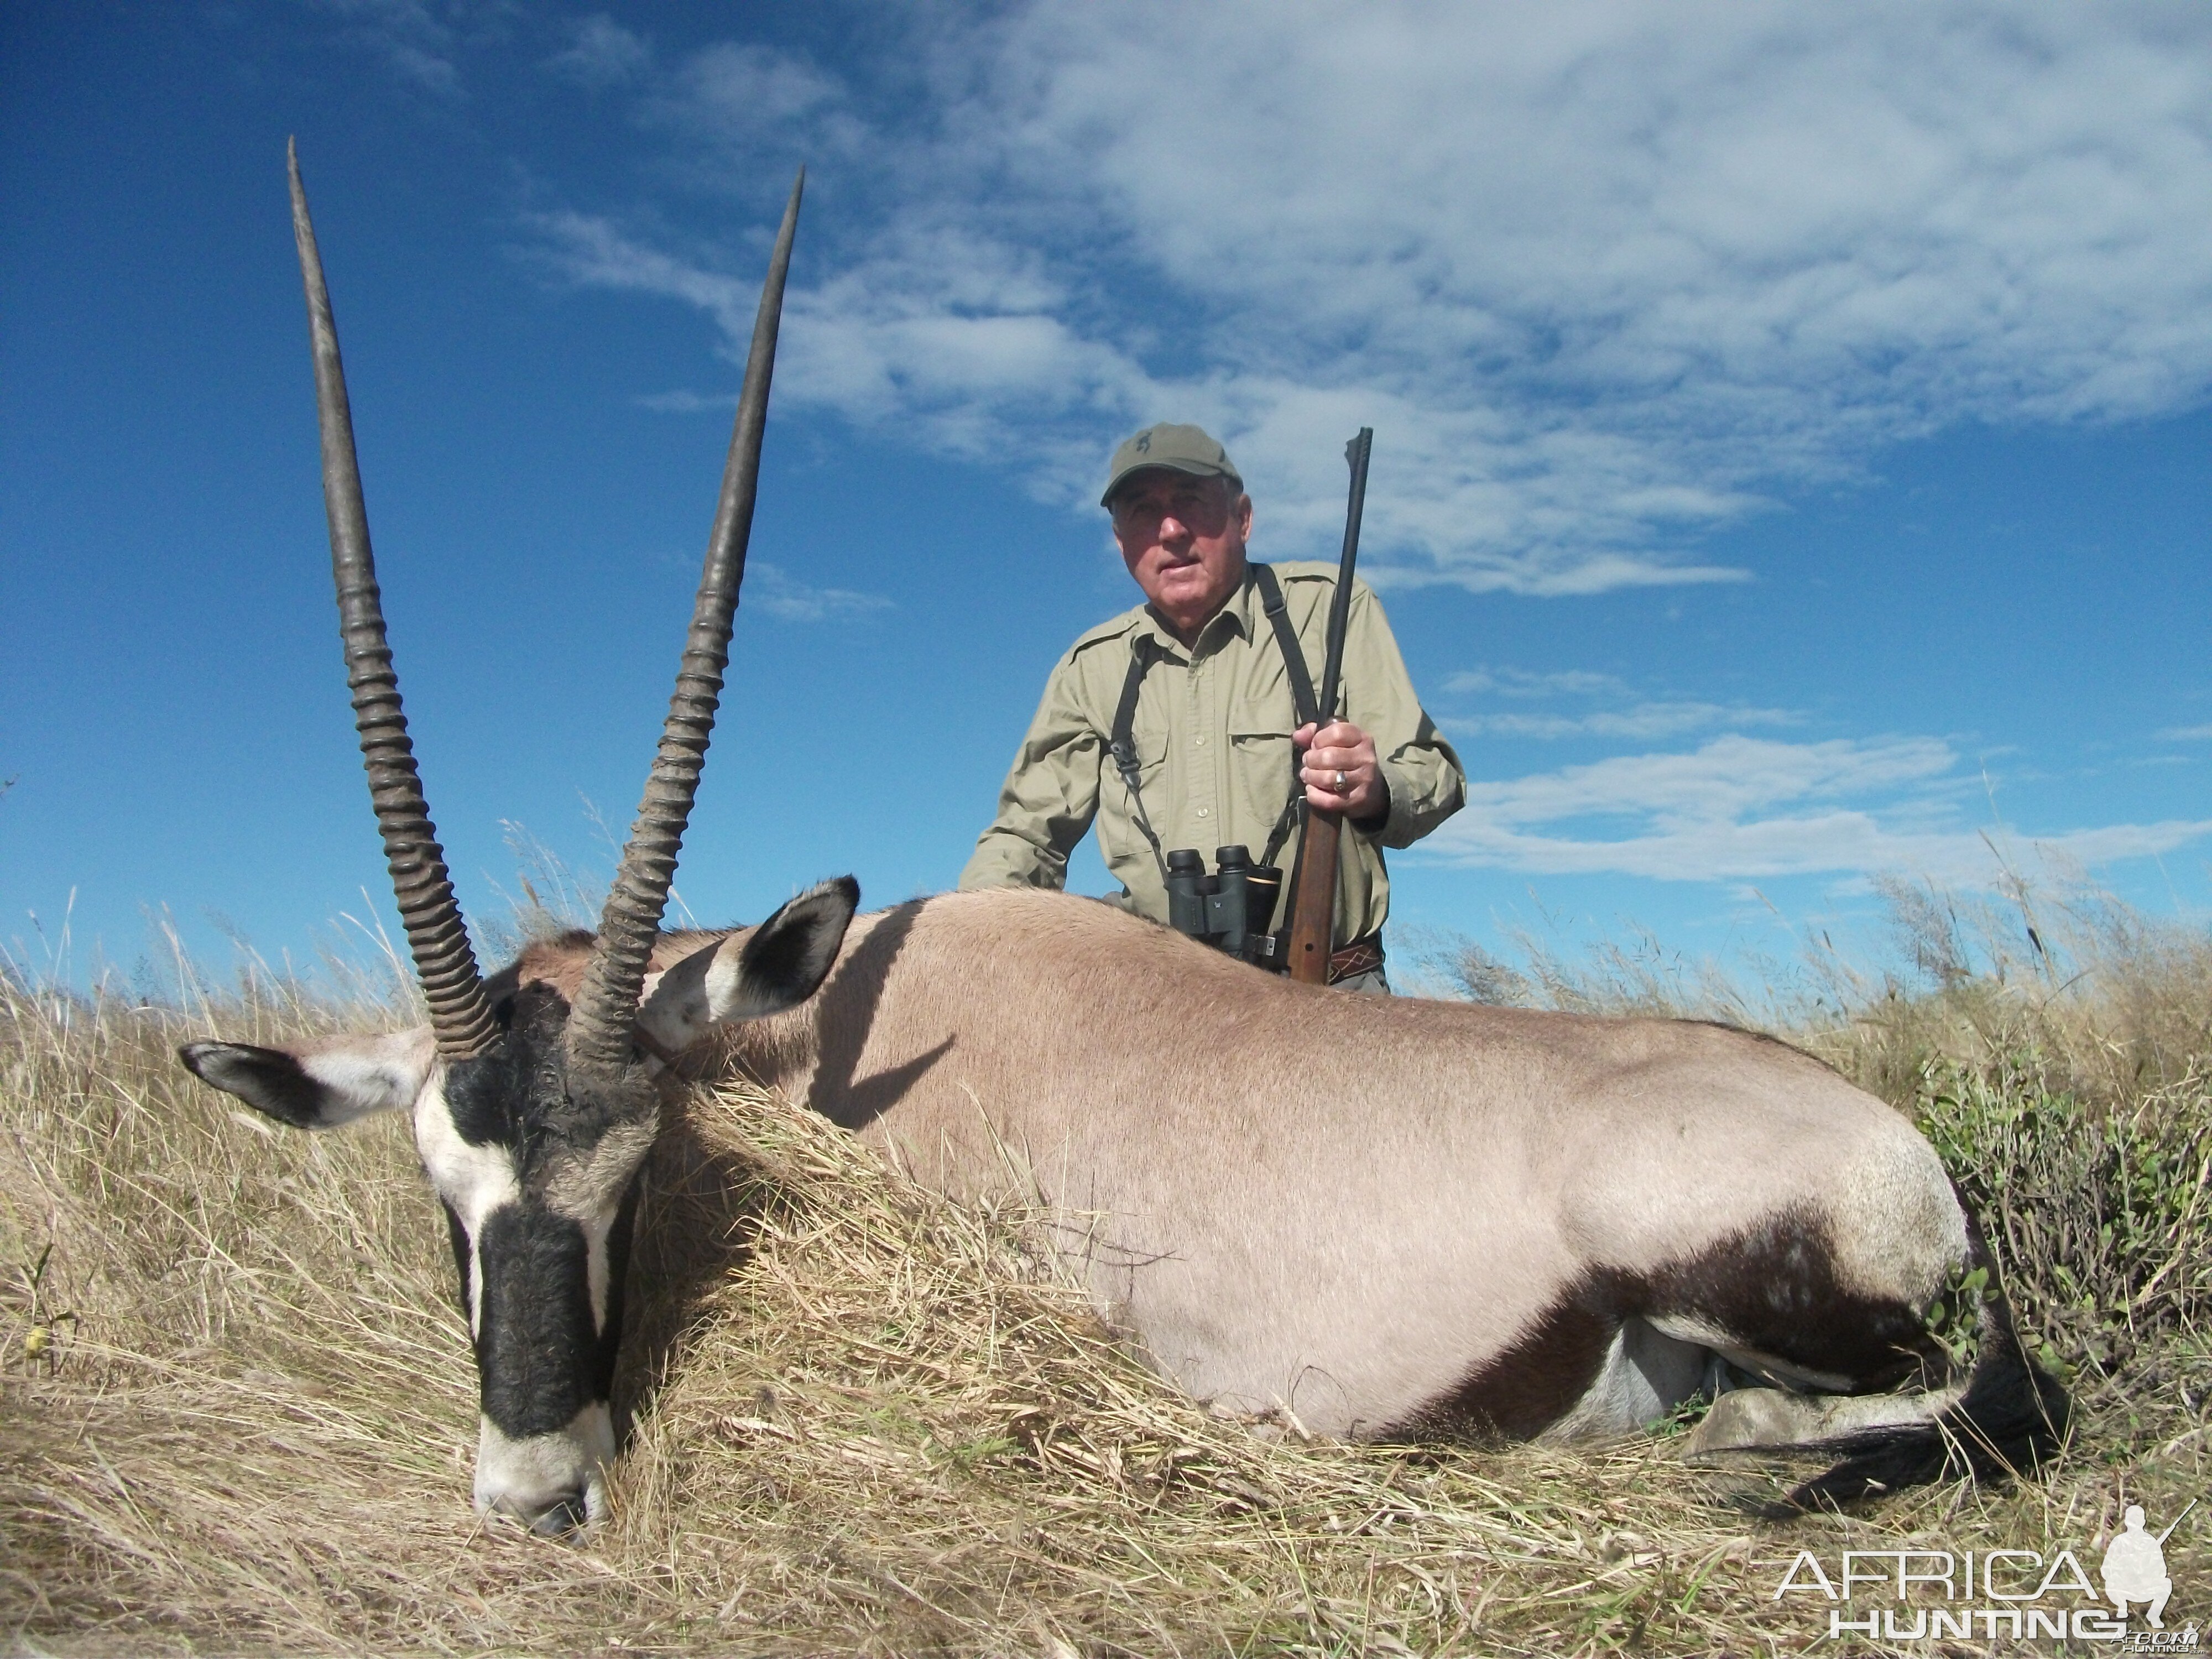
[564,169,805,1074]
[288,139,496,1061]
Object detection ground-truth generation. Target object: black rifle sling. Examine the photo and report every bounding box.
[1107,634,1172,884]
[1105,566,1319,884]
[1252,563,1320,870]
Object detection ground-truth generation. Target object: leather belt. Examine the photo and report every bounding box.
[1327,933,1385,984]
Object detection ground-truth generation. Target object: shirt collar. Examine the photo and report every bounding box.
[1135,565,1260,659]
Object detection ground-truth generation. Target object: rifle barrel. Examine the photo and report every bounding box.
[1316,429,1373,726]
[1284,427,1374,986]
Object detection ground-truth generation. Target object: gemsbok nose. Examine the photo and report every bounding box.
[474,1403,617,1535]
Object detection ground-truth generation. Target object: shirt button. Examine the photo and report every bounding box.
[1194,736,1206,747]
[1197,807,1209,818]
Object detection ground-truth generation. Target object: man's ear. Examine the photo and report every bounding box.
[179,1027,435,1129]
[637,877,859,1051]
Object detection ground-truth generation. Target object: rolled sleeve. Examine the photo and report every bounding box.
[1373,714,1464,849]
[1340,585,1464,852]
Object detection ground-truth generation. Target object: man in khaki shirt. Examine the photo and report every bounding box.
[958,424,1464,990]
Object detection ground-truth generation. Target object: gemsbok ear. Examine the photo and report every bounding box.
[635,877,859,1053]
[179,1027,436,1130]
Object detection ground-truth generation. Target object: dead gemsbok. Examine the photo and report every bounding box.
[181,147,2067,1533]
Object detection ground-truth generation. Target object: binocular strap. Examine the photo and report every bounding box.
[1107,635,1174,885]
[1107,565,1324,890]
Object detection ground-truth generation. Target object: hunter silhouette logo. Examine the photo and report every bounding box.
[1770,1496,2199,1644]
[1134,431,1151,452]
[2104,1501,2194,1630]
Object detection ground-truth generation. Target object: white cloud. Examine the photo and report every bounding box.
[1439,664,1794,737]
[314,0,469,96]
[655,41,839,127]
[545,15,650,87]
[2158,723,2212,741]
[1450,703,1798,740]
[634,388,734,414]
[536,3,2212,594]
[1421,733,2212,883]
[638,40,868,165]
[747,562,891,624]
[1445,667,1630,700]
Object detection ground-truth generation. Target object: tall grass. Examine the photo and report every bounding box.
[4,881,2208,1656]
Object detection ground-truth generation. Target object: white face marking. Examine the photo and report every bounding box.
[542,1119,656,1336]
[411,1071,521,1335]
[473,1401,614,1531]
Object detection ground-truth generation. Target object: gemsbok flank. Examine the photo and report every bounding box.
[181,147,2068,1536]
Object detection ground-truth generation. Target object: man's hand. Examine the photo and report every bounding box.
[1296,719,1387,823]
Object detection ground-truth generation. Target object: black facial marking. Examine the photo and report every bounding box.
[177,1042,330,1128]
[1391,1207,1945,1441]
[474,1203,598,1439]
[440,947,664,1439]
[441,984,568,1149]
[444,1050,523,1149]
[443,980,657,1166]
[594,1173,644,1403]
[442,1199,473,1319]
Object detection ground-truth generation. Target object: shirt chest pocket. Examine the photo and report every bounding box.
[1226,723,1299,844]
[1113,726,1169,787]
[1099,727,1171,859]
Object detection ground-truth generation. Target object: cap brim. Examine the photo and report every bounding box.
[1100,460,1241,508]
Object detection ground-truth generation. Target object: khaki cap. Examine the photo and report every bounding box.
[1100,422,1242,508]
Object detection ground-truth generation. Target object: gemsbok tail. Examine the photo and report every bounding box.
[1781,1239,2070,1512]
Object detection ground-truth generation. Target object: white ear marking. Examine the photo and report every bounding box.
[703,936,761,1020]
[298,1026,437,1122]
[701,878,858,1025]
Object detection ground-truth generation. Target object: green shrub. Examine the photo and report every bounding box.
[1916,1059,2211,1379]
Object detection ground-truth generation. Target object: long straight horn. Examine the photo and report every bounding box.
[288,139,495,1061]
[565,170,805,1073]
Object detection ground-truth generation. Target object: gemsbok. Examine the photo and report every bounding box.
[180,146,2067,1534]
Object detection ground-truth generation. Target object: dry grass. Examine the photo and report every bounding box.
[4,886,2210,1657]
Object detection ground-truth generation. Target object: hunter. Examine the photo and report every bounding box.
[958,423,1465,991]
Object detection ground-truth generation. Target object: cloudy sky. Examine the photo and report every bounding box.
[4,1,2208,988]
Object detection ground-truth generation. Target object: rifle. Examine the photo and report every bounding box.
[1284,427,1373,985]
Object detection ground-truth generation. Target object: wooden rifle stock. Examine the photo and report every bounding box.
[1285,428,1373,985]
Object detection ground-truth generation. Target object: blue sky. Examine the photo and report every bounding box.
[4,1,2209,994]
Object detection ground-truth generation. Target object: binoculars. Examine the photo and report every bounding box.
[1164,844,1285,967]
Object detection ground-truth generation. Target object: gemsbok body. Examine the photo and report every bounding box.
[181,149,2066,1534]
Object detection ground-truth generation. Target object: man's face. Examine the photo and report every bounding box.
[1110,470,1253,640]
